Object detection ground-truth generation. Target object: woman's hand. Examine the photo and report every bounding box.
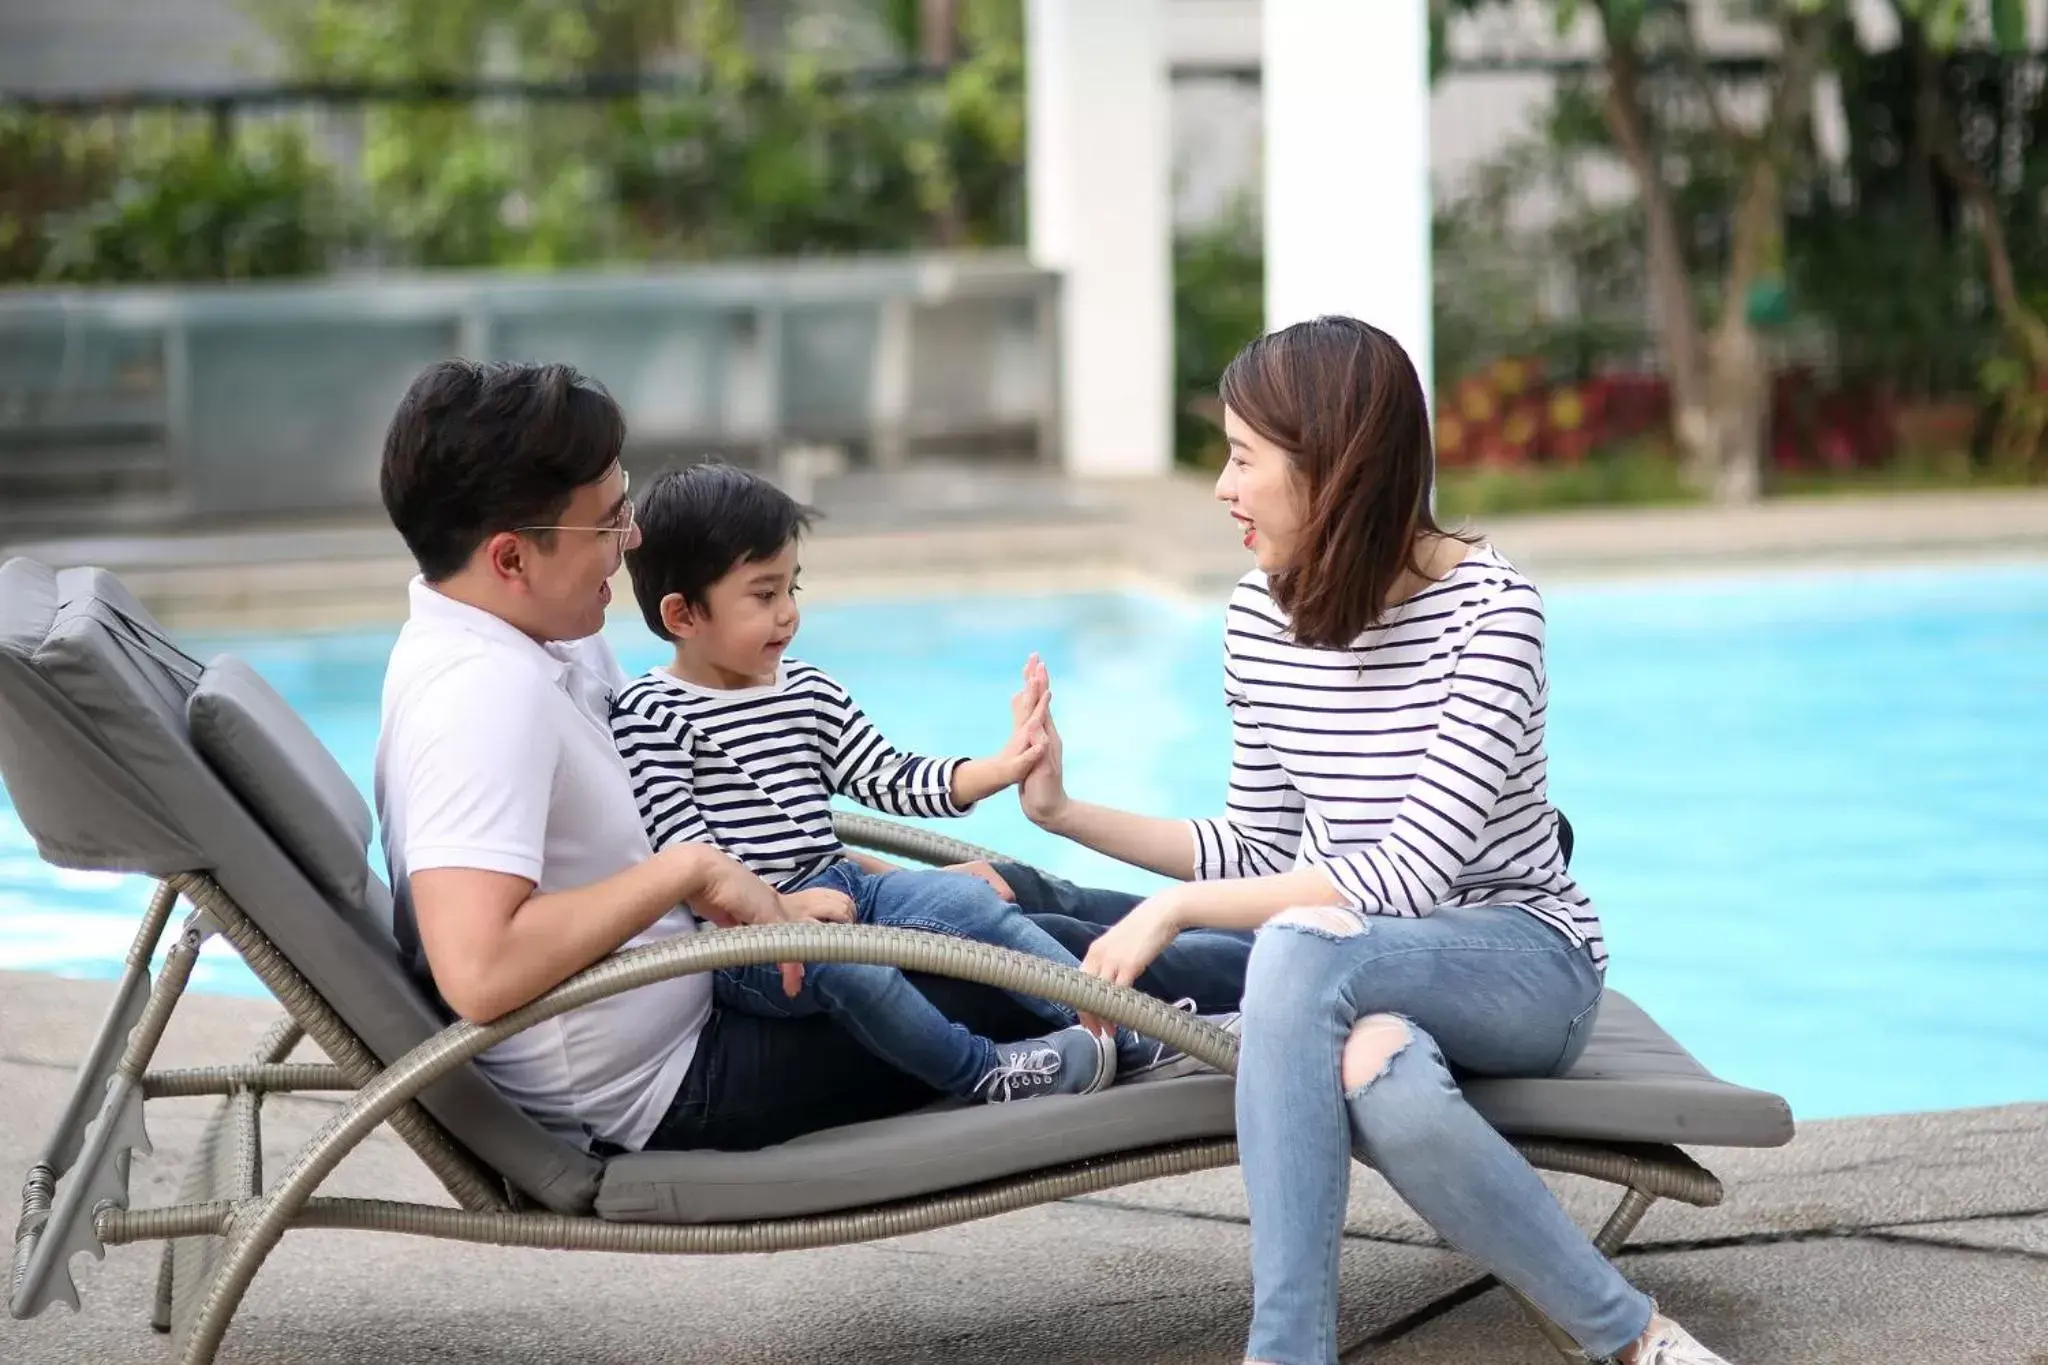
[1076,888,1187,1036]
[1015,655,1071,829]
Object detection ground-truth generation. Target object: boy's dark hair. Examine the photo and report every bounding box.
[626,461,814,639]
[379,359,626,581]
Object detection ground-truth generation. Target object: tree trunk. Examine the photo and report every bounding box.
[1701,141,1788,503]
[921,0,965,247]
[1913,31,2048,472]
[1599,6,1824,502]
[1597,21,1714,481]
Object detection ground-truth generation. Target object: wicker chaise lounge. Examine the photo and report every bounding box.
[1,556,1796,1364]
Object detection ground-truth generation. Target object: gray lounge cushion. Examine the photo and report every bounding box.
[597,1075,1238,1225]
[189,654,377,916]
[0,558,206,875]
[0,558,604,1215]
[596,989,1794,1225]
[1462,992,1795,1149]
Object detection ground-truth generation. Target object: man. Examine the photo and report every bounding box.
[373,358,1244,1155]
[377,358,944,1152]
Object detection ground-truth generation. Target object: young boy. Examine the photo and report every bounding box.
[610,463,1202,1105]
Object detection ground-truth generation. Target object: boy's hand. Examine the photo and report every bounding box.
[948,659,1051,807]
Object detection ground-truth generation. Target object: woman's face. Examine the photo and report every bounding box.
[1214,405,1306,574]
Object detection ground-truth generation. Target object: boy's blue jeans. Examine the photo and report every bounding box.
[714,860,1085,1097]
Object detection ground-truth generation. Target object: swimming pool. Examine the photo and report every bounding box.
[3,560,2045,1123]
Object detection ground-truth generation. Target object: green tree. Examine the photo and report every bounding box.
[246,0,660,267]
[244,0,1026,266]
[1891,0,2048,473]
[1442,0,1835,502]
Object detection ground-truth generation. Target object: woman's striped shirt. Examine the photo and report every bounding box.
[1187,544,1605,971]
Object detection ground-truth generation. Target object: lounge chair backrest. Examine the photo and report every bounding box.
[188,654,383,916]
[0,557,603,1213]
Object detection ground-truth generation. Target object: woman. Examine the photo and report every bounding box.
[1016,317,1730,1365]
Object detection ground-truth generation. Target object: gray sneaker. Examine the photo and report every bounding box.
[975,1025,1116,1103]
[1118,1000,1242,1082]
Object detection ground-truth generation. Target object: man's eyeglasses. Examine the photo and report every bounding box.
[514,469,637,538]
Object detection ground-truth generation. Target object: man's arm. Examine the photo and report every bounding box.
[389,656,793,1023]
[413,842,767,1023]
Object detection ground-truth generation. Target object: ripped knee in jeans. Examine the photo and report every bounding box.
[1341,1014,1412,1095]
[1267,904,1368,941]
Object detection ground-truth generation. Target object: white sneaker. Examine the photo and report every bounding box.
[1624,1314,1732,1365]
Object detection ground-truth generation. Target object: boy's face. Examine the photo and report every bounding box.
[663,538,802,687]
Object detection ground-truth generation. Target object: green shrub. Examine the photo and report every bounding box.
[1173,200,1263,467]
[37,120,335,284]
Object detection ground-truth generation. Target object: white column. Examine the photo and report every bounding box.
[1026,0,1173,477]
[1262,0,1433,400]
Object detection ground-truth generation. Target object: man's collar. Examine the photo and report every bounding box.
[406,576,573,684]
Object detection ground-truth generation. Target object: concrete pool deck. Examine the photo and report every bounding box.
[1,968,2044,1364]
[3,472,2046,631]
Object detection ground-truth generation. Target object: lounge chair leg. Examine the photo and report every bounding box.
[175,875,509,1216]
[11,910,207,1319]
[154,1016,302,1340]
[12,882,178,1321]
[149,1242,175,1333]
[1591,1187,1658,1257]
[1482,1186,1666,1363]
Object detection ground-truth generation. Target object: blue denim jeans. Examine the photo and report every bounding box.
[995,861,1255,1016]
[714,860,1083,1096]
[1236,904,1652,1364]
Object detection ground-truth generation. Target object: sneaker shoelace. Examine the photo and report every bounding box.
[977,1045,1062,1101]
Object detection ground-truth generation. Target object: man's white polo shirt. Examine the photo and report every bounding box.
[374,577,709,1151]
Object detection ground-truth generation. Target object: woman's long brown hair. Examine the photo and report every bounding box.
[1218,316,1463,648]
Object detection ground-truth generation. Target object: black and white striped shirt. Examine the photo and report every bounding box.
[1188,546,1606,971]
[610,661,968,891]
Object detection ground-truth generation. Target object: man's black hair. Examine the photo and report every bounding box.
[626,461,815,640]
[379,359,626,581]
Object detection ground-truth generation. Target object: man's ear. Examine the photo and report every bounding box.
[484,531,528,587]
[660,592,700,640]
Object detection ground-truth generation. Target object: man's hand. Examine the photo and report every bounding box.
[941,860,1016,902]
[673,847,808,998]
[1075,889,1185,1038]
[780,887,856,923]
[676,846,780,927]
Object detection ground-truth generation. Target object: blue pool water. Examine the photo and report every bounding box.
[3,560,2045,1123]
